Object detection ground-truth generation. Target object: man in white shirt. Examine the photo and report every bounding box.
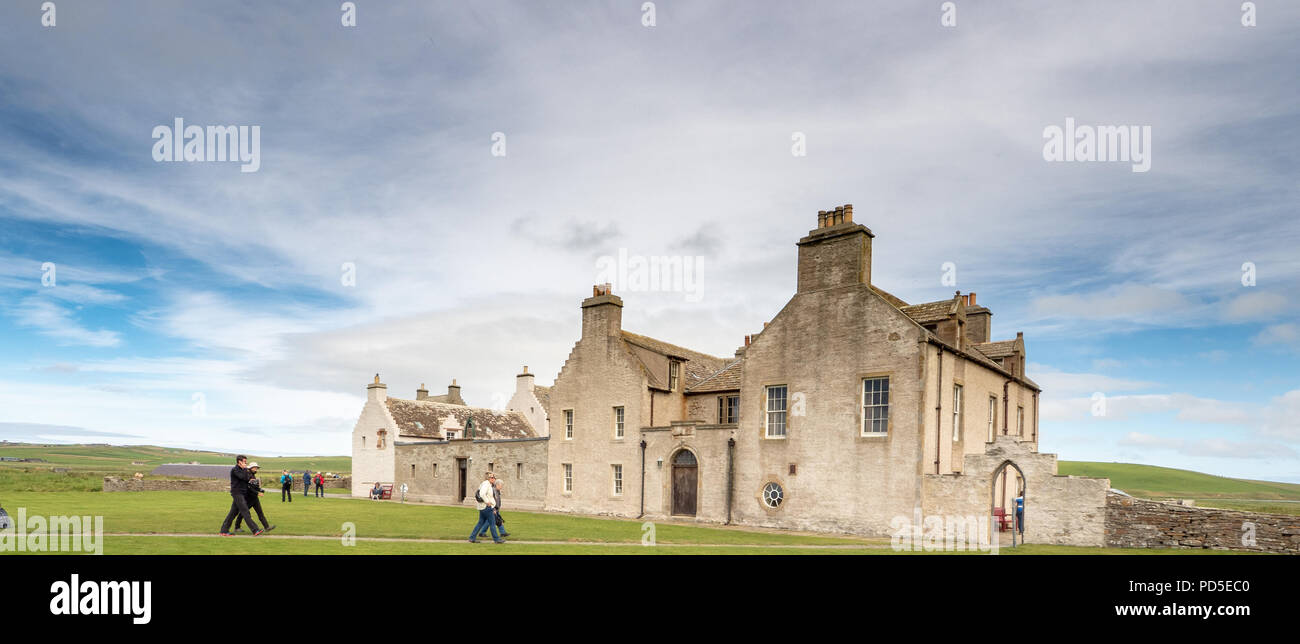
[468,471,504,543]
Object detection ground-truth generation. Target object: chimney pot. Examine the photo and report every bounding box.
[844,204,853,223]
[522,366,528,374]
[744,334,751,346]
[969,292,976,306]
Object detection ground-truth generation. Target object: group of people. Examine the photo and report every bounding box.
[218,459,516,543]
[219,455,275,536]
[218,457,339,535]
[278,470,328,501]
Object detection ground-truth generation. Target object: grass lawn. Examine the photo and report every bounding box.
[0,491,1263,555]
[1,491,875,547]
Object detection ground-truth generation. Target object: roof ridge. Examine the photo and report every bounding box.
[620,330,727,363]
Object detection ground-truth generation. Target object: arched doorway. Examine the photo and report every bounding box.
[671,449,698,516]
[990,461,1025,541]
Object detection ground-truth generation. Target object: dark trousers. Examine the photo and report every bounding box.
[282,484,292,502]
[220,493,261,534]
[233,495,269,531]
[479,509,507,536]
[315,484,323,497]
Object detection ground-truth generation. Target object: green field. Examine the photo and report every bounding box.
[1058,461,1300,515]
[0,443,350,492]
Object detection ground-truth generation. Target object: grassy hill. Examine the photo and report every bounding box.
[1058,461,1300,515]
[0,443,350,492]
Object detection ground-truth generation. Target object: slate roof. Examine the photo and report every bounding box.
[385,397,537,440]
[973,340,1018,360]
[620,330,729,389]
[899,299,956,324]
[533,385,551,413]
[686,359,742,393]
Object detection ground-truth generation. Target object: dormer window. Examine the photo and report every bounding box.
[669,361,680,392]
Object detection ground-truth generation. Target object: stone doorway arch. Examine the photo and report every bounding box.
[991,460,1026,539]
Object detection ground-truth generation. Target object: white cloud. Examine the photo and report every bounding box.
[1222,291,1288,322]
[8,297,121,347]
[1253,323,1300,352]
[1030,285,1194,323]
[1118,432,1296,460]
[1029,363,1155,398]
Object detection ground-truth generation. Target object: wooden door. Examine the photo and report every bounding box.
[671,451,698,516]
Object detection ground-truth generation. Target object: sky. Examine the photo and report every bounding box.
[0,1,1297,481]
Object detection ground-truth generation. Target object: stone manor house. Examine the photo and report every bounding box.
[352,205,1110,545]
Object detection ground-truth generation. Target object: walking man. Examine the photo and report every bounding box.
[219,455,264,536]
[478,478,509,538]
[303,471,312,498]
[468,471,503,544]
[233,463,275,534]
[280,469,293,502]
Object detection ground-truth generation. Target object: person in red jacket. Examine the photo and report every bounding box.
[314,472,324,497]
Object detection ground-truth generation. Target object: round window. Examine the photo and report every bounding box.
[762,482,784,508]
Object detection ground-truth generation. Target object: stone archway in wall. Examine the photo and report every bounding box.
[990,460,1025,539]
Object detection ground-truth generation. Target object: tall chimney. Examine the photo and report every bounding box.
[516,365,535,396]
[797,203,874,293]
[581,284,624,343]
[416,383,429,401]
[367,373,387,403]
[447,379,463,405]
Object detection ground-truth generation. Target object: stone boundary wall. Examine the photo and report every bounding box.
[104,476,351,492]
[1105,493,1300,553]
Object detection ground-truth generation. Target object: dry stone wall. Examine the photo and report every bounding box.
[1105,493,1300,553]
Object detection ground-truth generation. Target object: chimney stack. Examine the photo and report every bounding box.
[446,379,464,405]
[581,284,624,343]
[367,373,387,403]
[416,383,429,401]
[969,292,976,306]
[516,365,535,395]
[798,204,873,293]
[744,334,751,346]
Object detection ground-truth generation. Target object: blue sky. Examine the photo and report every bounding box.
[1,1,1298,481]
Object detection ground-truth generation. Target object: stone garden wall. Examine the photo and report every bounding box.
[1105,492,1300,553]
